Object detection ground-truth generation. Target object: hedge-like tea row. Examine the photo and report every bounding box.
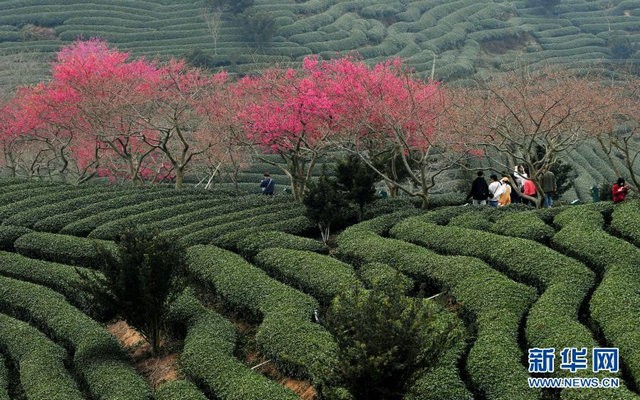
[447,211,493,231]
[490,212,556,242]
[0,251,108,319]
[61,192,208,237]
[254,249,360,305]
[358,262,413,295]
[336,219,539,400]
[0,185,102,222]
[3,189,125,228]
[186,245,338,384]
[0,313,83,400]
[610,200,640,247]
[0,225,32,251]
[552,206,640,390]
[167,289,299,400]
[405,336,472,400]
[391,217,637,399]
[0,276,151,400]
[0,353,7,400]
[158,199,293,240]
[156,380,207,400]
[145,195,292,233]
[0,182,66,208]
[34,189,183,233]
[237,231,326,258]
[211,216,315,250]
[88,196,233,240]
[14,232,117,270]
[180,206,305,247]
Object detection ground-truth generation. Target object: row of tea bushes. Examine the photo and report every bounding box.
[253,249,361,305]
[33,189,187,233]
[60,193,210,237]
[610,200,640,246]
[392,218,637,399]
[0,251,107,319]
[155,380,207,400]
[14,232,116,270]
[0,353,6,400]
[211,215,314,250]
[236,231,327,258]
[0,276,151,400]
[87,196,234,240]
[167,289,299,400]
[186,245,339,385]
[552,206,640,389]
[336,217,539,400]
[0,313,83,400]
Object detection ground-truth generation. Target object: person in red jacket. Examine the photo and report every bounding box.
[612,177,629,203]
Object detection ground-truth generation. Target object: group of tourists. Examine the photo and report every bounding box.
[466,166,558,208]
[467,166,631,207]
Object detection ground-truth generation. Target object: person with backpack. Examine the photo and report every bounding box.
[466,171,490,205]
[260,172,276,195]
[498,176,512,207]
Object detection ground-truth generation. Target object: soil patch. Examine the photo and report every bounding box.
[107,320,180,389]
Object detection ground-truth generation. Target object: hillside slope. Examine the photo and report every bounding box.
[0,0,638,95]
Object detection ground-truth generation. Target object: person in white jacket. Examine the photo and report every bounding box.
[488,174,504,207]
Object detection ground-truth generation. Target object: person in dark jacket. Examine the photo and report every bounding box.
[466,171,490,205]
[260,173,276,195]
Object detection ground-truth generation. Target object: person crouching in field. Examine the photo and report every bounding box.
[260,173,276,195]
[466,171,490,205]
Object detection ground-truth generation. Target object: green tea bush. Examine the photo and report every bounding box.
[146,196,291,233]
[254,249,360,305]
[0,251,108,318]
[34,190,180,233]
[14,232,117,269]
[390,217,634,396]
[155,380,207,400]
[552,207,640,389]
[0,353,7,400]
[167,289,300,400]
[180,206,305,247]
[0,276,152,400]
[0,313,83,400]
[0,225,32,251]
[336,220,538,400]
[358,262,413,294]
[61,193,204,237]
[490,212,555,242]
[609,200,640,246]
[237,230,327,258]
[87,197,231,240]
[2,188,124,228]
[186,245,339,383]
[211,215,315,250]
[448,211,493,231]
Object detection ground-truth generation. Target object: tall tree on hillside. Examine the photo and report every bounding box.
[451,67,616,207]
[596,75,640,189]
[330,57,469,208]
[133,61,229,189]
[50,39,166,183]
[236,57,349,200]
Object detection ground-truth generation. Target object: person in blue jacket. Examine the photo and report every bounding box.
[260,173,276,195]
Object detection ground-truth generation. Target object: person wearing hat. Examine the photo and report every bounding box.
[498,176,512,207]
